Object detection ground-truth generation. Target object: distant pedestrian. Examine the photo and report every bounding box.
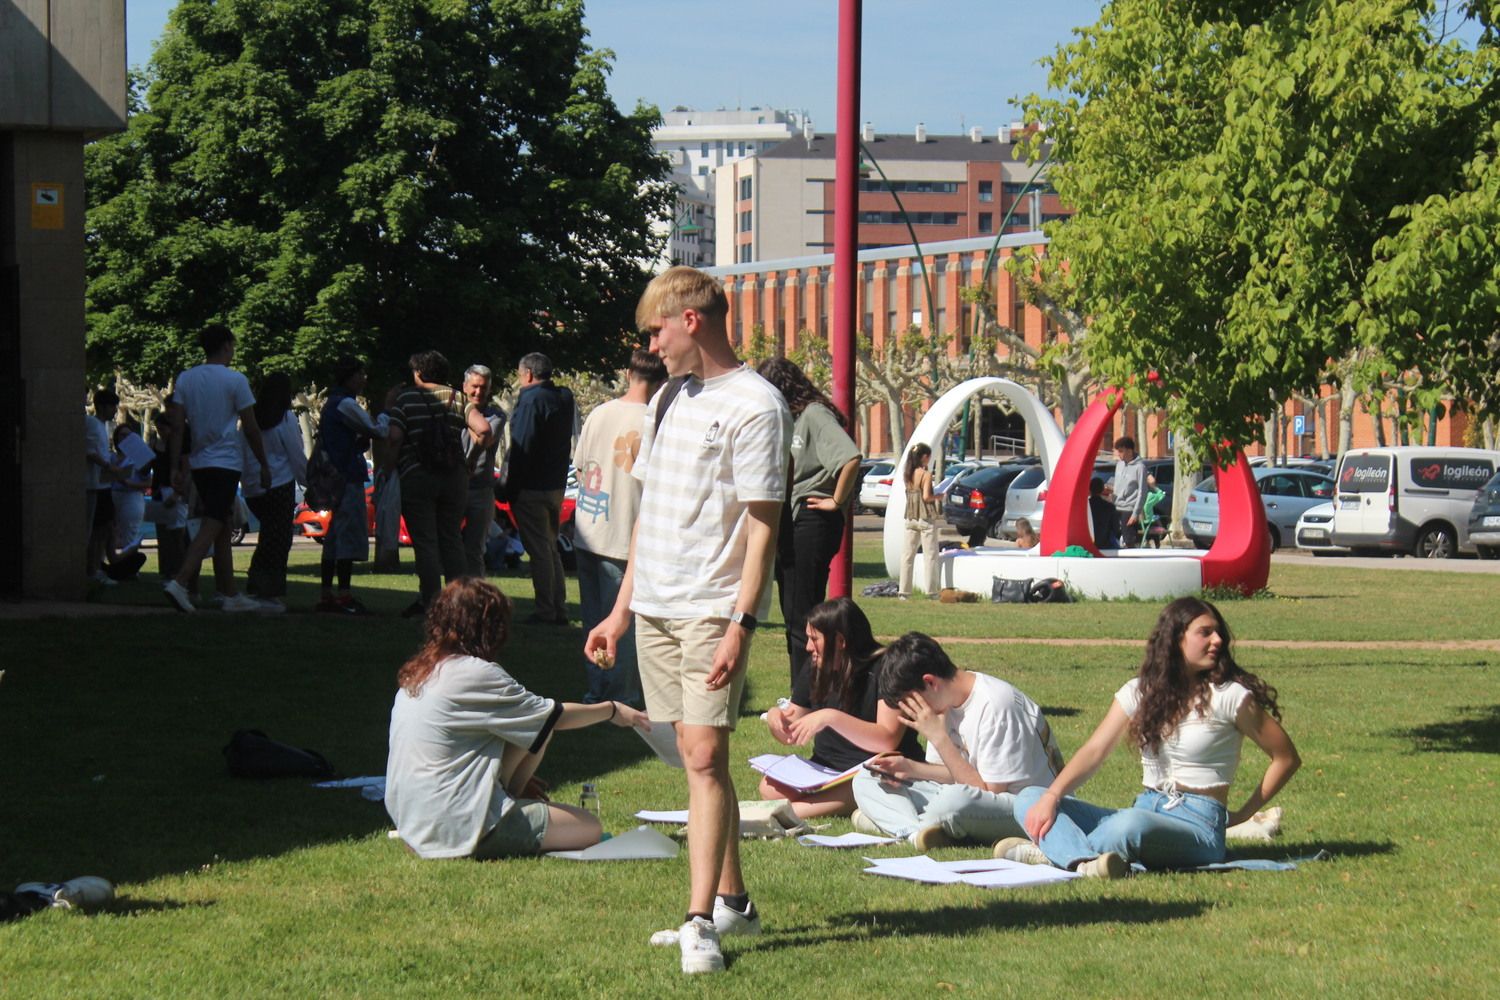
[242,373,306,609]
[162,325,273,614]
[146,410,189,580]
[316,356,389,615]
[84,389,123,584]
[572,347,666,705]
[1089,476,1120,548]
[387,350,495,618]
[1113,436,1147,548]
[460,365,506,578]
[105,421,152,579]
[899,444,941,599]
[507,352,576,626]
[757,357,861,701]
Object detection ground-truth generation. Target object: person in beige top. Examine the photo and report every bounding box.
[899,444,941,599]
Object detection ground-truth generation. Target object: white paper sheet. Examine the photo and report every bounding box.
[861,854,1081,887]
[796,832,902,848]
[747,753,871,792]
[636,720,683,768]
[116,431,156,471]
[546,825,680,861]
[634,808,690,824]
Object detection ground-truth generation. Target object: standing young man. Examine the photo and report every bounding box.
[507,352,576,625]
[459,364,505,578]
[163,324,272,613]
[1113,436,1147,548]
[585,267,791,975]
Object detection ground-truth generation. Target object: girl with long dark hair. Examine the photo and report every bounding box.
[756,358,863,700]
[385,578,649,859]
[1000,597,1300,877]
[759,597,920,818]
[242,371,305,607]
[899,443,940,598]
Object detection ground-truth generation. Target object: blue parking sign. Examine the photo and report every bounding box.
[1293,415,1306,436]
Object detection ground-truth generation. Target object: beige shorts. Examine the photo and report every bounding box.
[635,615,749,729]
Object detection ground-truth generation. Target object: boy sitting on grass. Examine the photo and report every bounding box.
[852,633,1065,850]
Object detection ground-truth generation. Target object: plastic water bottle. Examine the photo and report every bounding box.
[579,782,600,817]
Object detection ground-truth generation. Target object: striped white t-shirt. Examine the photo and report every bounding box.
[630,365,791,619]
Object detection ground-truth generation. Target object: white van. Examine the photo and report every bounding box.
[1330,446,1500,558]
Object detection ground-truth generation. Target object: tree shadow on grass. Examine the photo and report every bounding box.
[1391,705,1500,754]
[746,897,1210,954]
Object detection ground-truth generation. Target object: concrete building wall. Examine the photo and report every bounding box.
[1,0,127,134]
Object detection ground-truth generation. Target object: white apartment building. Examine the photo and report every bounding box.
[650,107,801,268]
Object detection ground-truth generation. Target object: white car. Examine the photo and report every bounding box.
[1294,502,1346,554]
[857,461,897,513]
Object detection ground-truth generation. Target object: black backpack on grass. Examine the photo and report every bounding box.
[223,729,337,779]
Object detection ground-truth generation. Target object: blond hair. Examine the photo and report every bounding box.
[636,266,728,330]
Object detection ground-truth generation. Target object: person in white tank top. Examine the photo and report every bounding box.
[999,597,1301,877]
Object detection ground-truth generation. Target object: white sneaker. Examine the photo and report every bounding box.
[650,898,762,946]
[220,593,264,613]
[163,579,196,613]
[678,916,725,975]
[993,837,1049,865]
[850,809,883,836]
[1076,852,1128,879]
[15,876,114,910]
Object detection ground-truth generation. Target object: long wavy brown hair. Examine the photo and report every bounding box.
[756,357,848,428]
[1130,597,1281,753]
[806,597,883,711]
[397,578,512,694]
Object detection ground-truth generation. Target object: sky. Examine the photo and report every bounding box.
[124,0,1107,133]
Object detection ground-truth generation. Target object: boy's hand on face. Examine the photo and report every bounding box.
[896,691,945,743]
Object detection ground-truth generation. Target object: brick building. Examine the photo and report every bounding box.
[715,124,1069,265]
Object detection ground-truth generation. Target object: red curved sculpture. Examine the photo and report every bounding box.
[1038,389,1270,595]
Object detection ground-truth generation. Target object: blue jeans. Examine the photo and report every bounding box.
[1012,787,1227,870]
[576,549,640,705]
[851,769,1026,842]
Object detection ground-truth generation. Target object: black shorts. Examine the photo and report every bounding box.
[91,488,114,527]
[192,467,241,523]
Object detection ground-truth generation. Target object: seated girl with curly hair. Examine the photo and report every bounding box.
[385,578,649,859]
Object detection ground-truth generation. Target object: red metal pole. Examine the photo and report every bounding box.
[829,0,861,598]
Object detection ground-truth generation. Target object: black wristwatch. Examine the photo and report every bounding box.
[730,610,758,632]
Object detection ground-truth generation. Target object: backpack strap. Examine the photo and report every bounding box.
[653,376,688,435]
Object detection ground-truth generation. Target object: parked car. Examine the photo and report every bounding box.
[943,459,1040,546]
[1331,446,1500,558]
[1182,467,1334,552]
[999,458,1177,542]
[1294,501,1346,554]
[1466,469,1500,560]
[856,460,897,513]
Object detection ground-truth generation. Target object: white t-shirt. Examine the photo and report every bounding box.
[174,363,256,471]
[1115,678,1251,790]
[572,397,649,561]
[240,412,308,497]
[385,655,560,859]
[925,672,1065,792]
[84,414,111,490]
[630,366,791,619]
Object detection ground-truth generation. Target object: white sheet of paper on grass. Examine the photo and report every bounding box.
[797,831,901,848]
[636,720,683,768]
[747,753,870,792]
[634,808,691,824]
[862,854,1080,887]
[547,825,680,861]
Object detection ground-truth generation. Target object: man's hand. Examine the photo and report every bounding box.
[705,625,746,691]
[896,691,946,744]
[583,609,630,670]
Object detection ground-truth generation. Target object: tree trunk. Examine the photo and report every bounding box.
[1169,437,1201,545]
[1337,381,1356,455]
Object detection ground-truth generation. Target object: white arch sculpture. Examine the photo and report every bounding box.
[881,378,1206,600]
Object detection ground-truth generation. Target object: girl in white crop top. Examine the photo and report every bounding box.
[1001,597,1300,876]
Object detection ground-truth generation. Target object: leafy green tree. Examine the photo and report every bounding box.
[85,0,672,392]
[1018,0,1497,454]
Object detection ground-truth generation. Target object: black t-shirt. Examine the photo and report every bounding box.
[806,657,922,771]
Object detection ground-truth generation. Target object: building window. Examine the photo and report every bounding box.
[978,180,993,202]
[701,142,709,157]
[978,212,993,233]
[855,179,960,194]
[1003,181,1056,196]
[858,211,960,226]
[738,141,746,157]
[739,210,753,232]
[698,166,708,176]
[739,244,753,263]
[739,176,752,201]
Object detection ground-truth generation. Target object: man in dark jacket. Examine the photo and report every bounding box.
[508,352,577,625]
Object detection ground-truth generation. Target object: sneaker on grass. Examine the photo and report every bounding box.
[162,579,196,613]
[221,593,266,613]
[912,824,957,851]
[850,809,883,836]
[993,837,1049,865]
[678,916,724,975]
[1075,852,1128,879]
[14,876,114,910]
[650,897,761,946]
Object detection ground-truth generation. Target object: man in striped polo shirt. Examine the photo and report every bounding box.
[585,267,791,975]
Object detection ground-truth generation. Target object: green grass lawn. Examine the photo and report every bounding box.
[3,537,1498,997]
